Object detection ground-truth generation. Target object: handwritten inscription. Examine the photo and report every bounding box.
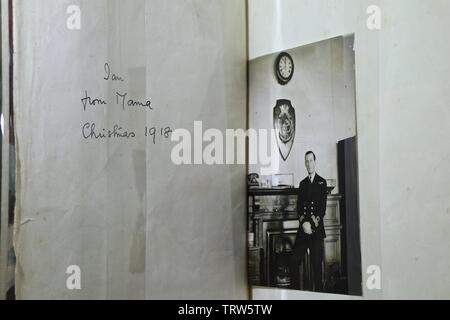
[79,62,173,144]
[82,122,173,143]
[116,92,152,110]
[145,126,173,144]
[81,90,152,111]
[104,62,124,82]
[82,122,136,139]
[81,91,107,111]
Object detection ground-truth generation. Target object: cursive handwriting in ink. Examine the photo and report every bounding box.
[144,126,173,144]
[104,62,124,82]
[116,92,152,110]
[81,90,107,111]
[82,122,136,140]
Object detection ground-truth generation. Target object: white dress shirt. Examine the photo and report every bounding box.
[309,172,316,183]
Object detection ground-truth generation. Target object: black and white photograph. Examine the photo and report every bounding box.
[248,35,362,295]
[1,0,450,305]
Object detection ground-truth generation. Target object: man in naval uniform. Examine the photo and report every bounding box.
[290,151,328,292]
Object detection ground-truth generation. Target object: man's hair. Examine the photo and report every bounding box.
[305,151,316,161]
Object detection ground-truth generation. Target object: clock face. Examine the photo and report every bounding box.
[275,52,294,85]
[279,56,293,78]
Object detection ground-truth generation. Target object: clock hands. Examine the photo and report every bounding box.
[275,52,294,85]
[279,56,292,78]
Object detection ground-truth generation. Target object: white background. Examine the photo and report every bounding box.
[250,0,450,299]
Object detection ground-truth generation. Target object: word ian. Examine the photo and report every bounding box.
[104,62,124,82]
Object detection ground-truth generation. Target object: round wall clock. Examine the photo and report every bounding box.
[275,52,294,85]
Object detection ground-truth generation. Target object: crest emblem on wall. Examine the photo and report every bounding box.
[273,99,296,161]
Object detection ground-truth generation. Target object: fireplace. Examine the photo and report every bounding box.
[267,229,313,289]
[248,188,343,292]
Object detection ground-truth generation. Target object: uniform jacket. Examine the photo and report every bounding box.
[296,173,328,239]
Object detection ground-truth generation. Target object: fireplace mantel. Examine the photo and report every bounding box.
[248,190,342,290]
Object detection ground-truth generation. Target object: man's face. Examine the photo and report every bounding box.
[305,153,316,175]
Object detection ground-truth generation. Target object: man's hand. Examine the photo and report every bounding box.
[311,215,320,228]
[302,221,313,235]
